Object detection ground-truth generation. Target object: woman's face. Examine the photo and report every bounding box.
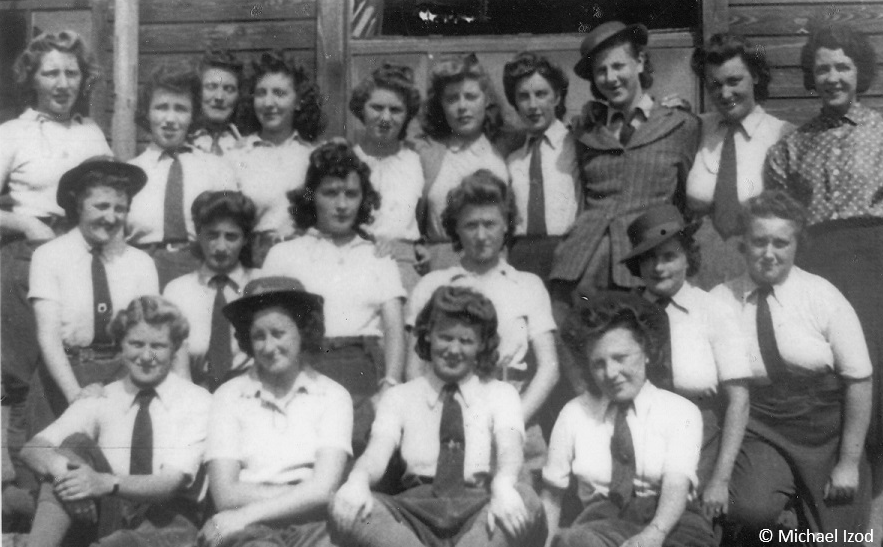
[250,307,302,378]
[442,78,487,139]
[201,67,239,124]
[587,326,647,403]
[148,88,193,150]
[77,185,129,247]
[254,72,297,136]
[638,238,689,298]
[362,87,408,146]
[197,217,245,274]
[314,172,363,238]
[706,55,758,123]
[514,72,560,136]
[429,315,481,384]
[33,49,82,119]
[813,47,859,115]
[121,321,175,389]
[591,42,644,111]
[744,216,798,286]
[456,204,507,267]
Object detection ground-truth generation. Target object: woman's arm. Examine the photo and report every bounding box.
[622,472,692,547]
[702,380,749,517]
[0,212,55,240]
[330,432,399,531]
[488,425,529,537]
[380,298,406,383]
[521,331,559,423]
[540,486,564,547]
[207,459,290,511]
[33,299,82,403]
[826,377,872,502]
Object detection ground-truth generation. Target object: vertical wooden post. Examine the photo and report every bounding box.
[111,0,138,159]
[316,0,350,138]
[89,0,110,133]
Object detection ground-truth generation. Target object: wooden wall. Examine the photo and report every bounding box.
[729,0,883,125]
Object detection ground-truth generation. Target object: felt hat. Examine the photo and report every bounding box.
[222,276,324,336]
[56,156,147,214]
[574,21,648,80]
[621,204,700,265]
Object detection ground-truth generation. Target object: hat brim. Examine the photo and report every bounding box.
[223,290,324,335]
[620,220,701,265]
[57,161,147,212]
[574,24,649,80]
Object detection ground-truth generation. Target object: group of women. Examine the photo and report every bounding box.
[0,13,880,547]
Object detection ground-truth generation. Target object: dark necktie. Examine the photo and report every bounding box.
[654,296,675,390]
[205,274,233,390]
[712,123,740,238]
[615,112,635,146]
[433,383,466,497]
[162,149,189,243]
[130,389,156,475]
[608,402,636,508]
[210,132,223,156]
[526,135,547,236]
[755,285,788,382]
[91,246,113,345]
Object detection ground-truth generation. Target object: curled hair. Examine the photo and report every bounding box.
[190,191,258,268]
[349,63,422,140]
[13,30,100,118]
[800,22,876,94]
[288,140,379,231]
[502,52,569,120]
[66,174,137,224]
[244,50,326,141]
[109,295,190,352]
[234,302,325,356]
[413,286,500,379]
[692,33,772,103]
[441,169,519,252]
[198,49,244,83]
[737,189,809,247]
[587,36,654,99]
[420,53,503,141]
[136,61,201,132]
[625,231,702,278]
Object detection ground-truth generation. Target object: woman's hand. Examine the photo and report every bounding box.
[20,215,55,242]
[331,479,374,533]
[487,483,529,538]
[71,383,105,403]
[199,510,251,547]
[414,243,430,276]
[53,461,113,501]
[701,478,730,519]
[824,460,859,502]
[621,525,666,547]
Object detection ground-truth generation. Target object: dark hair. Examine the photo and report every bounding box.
[13,30,100,118]
[109,295,190,352]
[349,63,422,140]
[190,191,258,268]
[288,140,379,232]
[625,231,702,278]
[413,286,500,379]
[502,52,569,120]
[421,53,503,141]
[800,22,876,94]
[441,169,519,252]
[244,50,326,142]
[737,190,809,248]
[136,61,201,132]
[692,33,772,103]
[68,174,136,224]
[199,49,244,84]
[234,302,325,356]
[587,36,654,99]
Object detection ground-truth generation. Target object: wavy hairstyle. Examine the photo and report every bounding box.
[502,51,569,120]
[349,63,422,140]
[288,140,380,232]
[243,50,327,141]
[66,173,138,224]
[587,35,654,99]
[233,297,325,356]
[800,22,876,94]
[194,49,247,129]
[13,30,100,118]
[190,190,258,268]
[413,285,500,379]
[625,231,702,278]
[136,60,201,132]
[109,295,190,352]
[420,53,503,141]
[691,33,772,103]
[441,169,519,252]
[737,189,809,249]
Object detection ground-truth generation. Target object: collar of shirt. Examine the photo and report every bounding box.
[448,258,515,284]
[70,227,127,260]
[354,142,406,164]
[526,118,568,152]
[816,101,876,127]
[423,372,480,409]
[447,134,493,155]
[122,373,178,412]
[666,282,702,314]
[20,107,84,125]
[605,93,654,127]
[196,263,247,292]
[143,142,194,164]
[243,131,306,149]
[239,366,323,411]
[600,380,656,419]
[718,104,767,139]
[304,227,373,250]
[733,268,805,304]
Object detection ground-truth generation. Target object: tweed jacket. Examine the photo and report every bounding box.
[550,101,700,288]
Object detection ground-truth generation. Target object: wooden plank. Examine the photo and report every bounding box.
[769,65,883,97]
[107,0,315,24]
[732,0,883,5]
[730,4,883,36]
[111,0,138,159]
[703,0,728,40]
[0,0,90,9]
[89,0,110,129]
[316,0,348,138]
[137,20,315,53]
[764,96,883,124]
[737,35,883,67]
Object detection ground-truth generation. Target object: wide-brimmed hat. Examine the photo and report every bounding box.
[222,276,324,335]
[57,156,147,214]
[621,205,700,265]
[574,21,648,80]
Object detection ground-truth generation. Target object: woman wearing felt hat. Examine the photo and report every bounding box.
[199,276,352,547]
[622,205,752,523]
[26,156,159,436]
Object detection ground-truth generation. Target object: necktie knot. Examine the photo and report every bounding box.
[655,296,672,309]
[756,284,774,300]
[441,383,458,400]
[161,146,191,161]
[136,388,156,407]
[210,274,230,290]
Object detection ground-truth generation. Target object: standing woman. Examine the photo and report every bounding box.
[350,63,426,292]
[262,141,406,455]
[189,49,246,156]
[416,53,509,271]
[228,51,325,265]
[687,34,794,289]
[764,22,883,529]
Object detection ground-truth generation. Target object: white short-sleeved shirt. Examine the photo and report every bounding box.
[226,133,313,237]
[354,144,424,242]
[29,229,159,348]
[372,372,524,484]
[206,367,353,485]
[38,373,211,483]
[163,264,260,374]
[262,229,406,338]
[406,260,557,372]
[659,282,753,397]
[542,382,702,504]
[710,268,873,381]
[508,120,579,236]
[127,144,238,244]
[0,109,112,219]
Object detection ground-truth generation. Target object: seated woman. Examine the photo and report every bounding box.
[199,276,352,547]
[22,295,212,547]
[331,285,547,547]
[711,190,873,544]
[262,141,406,455]
[621,205,751,520]
[163,190,261,392]
[543,292,714,547]
[189,49,246,156]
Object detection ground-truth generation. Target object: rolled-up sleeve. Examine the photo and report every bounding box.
[316,385,354,456]
[542,403,576,490]
[661,399,703,488]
